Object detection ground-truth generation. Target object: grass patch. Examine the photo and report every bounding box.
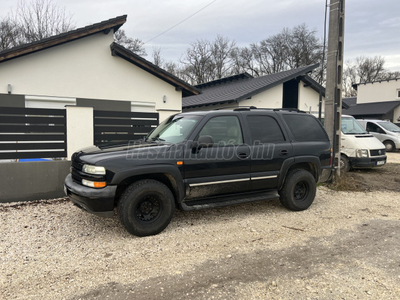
[323,172,363,192]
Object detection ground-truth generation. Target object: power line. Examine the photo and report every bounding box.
[144,0,218,44]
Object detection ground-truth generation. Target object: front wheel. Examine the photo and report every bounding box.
[340,155,351,173]
[384,141,395,152]
[279,169,316,211]
[118,179,175,237]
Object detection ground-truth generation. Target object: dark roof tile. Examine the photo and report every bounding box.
[182,64,319,108]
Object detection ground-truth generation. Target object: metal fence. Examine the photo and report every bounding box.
[0,107,67,160]
[93,110,159,145]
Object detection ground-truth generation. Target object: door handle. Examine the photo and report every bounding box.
[280,150,288,156]
[237,152,249,159]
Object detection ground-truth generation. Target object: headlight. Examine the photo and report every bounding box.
[82,164,106,175]
[356,149,369,158]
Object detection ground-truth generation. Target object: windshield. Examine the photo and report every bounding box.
[146,115,202,144]
[341,117,368,134]
[377,121,400,132]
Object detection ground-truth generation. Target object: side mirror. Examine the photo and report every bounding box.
[192,135,214,153]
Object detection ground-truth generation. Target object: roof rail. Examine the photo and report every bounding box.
[214,106,257,111]
[272,108,306,113]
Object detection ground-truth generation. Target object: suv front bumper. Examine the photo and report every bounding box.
[64,174,117,217]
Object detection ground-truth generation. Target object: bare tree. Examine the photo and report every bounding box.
[211,35,236,79]
[152,47,164,67]
[0,17,23,51]
[12,0,75,42]
[251,24,323,77]
[342,56,394,97]
[114,29,146,56]
[230,46,258,76]
[0,0,74,50]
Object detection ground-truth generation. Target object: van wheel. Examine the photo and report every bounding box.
[340,155,351,172]
[118,180,175,237]
[384,141,395,152]
[279,169,316,211]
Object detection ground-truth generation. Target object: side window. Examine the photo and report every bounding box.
[247,115,285,143]
[367,122,384,133]
[283,114,328,141]
[198,116,243,146]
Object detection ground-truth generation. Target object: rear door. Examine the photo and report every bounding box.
[244,113,293,191]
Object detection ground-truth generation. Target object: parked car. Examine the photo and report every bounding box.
[356,119,400,152]
[64,108,332,236]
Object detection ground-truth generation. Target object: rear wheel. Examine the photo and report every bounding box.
[384,141,395,152]
[279,169,316,211]
[118,179,175,237]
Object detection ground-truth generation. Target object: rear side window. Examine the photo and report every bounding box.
[283,114,328,141]
[247,115,285,143]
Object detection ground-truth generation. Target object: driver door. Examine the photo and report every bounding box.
[183,115,251,200]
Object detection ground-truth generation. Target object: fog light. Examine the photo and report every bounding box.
[82,179,107,188]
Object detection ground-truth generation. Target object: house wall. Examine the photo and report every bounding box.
[0,31,181,121]
[298,81,325,114]
[241,85,283,108]
[393,105,400,123]
[357,80,400,103]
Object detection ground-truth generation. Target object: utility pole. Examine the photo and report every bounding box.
[324,0,345,177]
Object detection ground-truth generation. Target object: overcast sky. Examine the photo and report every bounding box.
[1,0,399,71]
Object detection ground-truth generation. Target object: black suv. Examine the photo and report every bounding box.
[64,108,332,236]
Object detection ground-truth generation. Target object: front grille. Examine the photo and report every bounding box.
[72,160,83,171]
[370,149,386,156]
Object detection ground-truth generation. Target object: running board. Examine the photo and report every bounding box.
[179,190,280,211]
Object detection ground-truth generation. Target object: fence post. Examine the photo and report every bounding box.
[66,106,94,160]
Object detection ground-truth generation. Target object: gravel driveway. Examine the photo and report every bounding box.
[1,154,400,299]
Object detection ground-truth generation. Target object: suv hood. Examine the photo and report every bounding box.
[74,142,173,165]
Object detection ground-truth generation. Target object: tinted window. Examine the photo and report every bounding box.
[198,116,243,145]
[283,114,328,141]
[367,122,384,133]
[247,115,285,143]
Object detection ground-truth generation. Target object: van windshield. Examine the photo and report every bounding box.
[378,121,400,132]
[341,117,368,134]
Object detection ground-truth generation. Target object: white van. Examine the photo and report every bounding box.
[338,115,386,172]
[356,119,400,152]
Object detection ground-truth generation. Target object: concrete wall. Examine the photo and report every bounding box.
[0,31,181,120]
[357,80,400,103]
[0,161,70,203]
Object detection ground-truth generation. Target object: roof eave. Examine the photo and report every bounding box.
[0,15,127,63]
[236,63,319,102]
[110,43,200,96]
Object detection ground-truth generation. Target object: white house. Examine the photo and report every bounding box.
[343,78,400,123]
[182,64,325,115]
[0,15,199,122]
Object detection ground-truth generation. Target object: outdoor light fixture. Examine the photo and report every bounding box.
[163,95,167,103]
[8,84,11,94]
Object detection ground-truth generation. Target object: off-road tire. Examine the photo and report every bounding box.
[118,179,175,237]
[279,169,316,211]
